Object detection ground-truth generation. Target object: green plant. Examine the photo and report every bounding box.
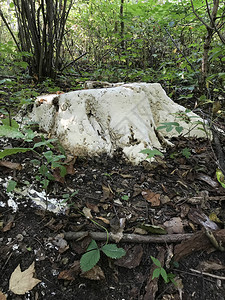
[80,239,126,272]
[140,149,164,159]
[61,191,79,207]
[7,180,17,193]
[121,195,129,201]
[216,168,225,189]
[151,256,176,285]
[157,122,184,134]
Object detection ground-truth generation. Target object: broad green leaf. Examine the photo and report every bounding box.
[140,149,163,159]
[80,249,100,272]
[0,126,24,139]
[152,268,161,280]
[160,268,168,283]
[0,148,31,159]
[33,139,57,149]
[59,165,67,177]
[101,244,126,259]
[7,180,17,192]
[175,126,183,134]
[151,256,161,267]
[2,118,19,128]
[87,240,98,251]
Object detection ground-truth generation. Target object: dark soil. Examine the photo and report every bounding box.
[1,135,225,300]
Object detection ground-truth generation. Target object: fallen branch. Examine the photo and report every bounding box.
[63,231,193,243]
[190,268,225,280]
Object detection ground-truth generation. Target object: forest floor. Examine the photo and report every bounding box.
[1,134,225,300]
[1,79,225,299]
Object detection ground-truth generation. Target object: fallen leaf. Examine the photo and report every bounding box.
[198,260,225,272]
[163,217,184,234]
[52,168,65,184]
[196,173,219,188]
[96,216,110,224]
[115,245,143,269]
[101,184,114,202]
[188,208,218,230]
[139,224,167,235]
[64,156,76,175]
[58,261,80,281]
[82,207,93,219]
[52,234,69,253]
[86,202,99,213]
[9,262,41,295]
[132,184,142,197]
[0,160,22,170]
[142,190,160,206]
[0,291,7,300]
[80,265,105,280]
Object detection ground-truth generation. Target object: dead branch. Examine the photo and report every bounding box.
[63,231,193,243]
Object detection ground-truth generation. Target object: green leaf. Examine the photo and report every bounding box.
[140,149,163,159]
[0,125,24,139]
[152,268,161,280]
[0,148,31,159]
[182,147,191,158]
[59,165,67,177]
[7,180,17,192]
[87,239,98,251]
[151,256,161,267]
[33,138,57,149]
[216,168,225,188]
[2,118,19,128]
[140,224,167,235]
[101,244,126,259]
[175,126,183,134]
[80,248,100,272]
[160,268,168,283]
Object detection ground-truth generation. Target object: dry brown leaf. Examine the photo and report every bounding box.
[198,260,225,272]
[80,265,105,280]
[0,160,22,170]
[86,202,99,213]
[64,156,76,175]
[101,184,114,202]
[95,216,110,224]
[9,262,41,295]
[52,234,69,254]
[82,207,93,219]
[163,217,184,234]
[142,190,160,206]
[58,261,80,281]
[0,291,7,300]
[115,245,143,269]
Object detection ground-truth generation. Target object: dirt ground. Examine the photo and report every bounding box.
[1,134,225,300]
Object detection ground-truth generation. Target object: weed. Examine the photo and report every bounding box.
[80,239,126,272]
[151,256,176,285]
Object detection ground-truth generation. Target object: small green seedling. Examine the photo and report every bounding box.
[181,147,191,158]
[80,239,126,272]
[7,180,17,193]
[140,149,163,159]
[61,191,79,207]
[121,195,129,201]
[151,256,176,285]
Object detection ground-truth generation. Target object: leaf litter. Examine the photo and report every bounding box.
[1,136,225,299]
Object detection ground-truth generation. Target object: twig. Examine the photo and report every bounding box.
[190,268,225,280]
[63,231,193,243]
[164,27,196,72]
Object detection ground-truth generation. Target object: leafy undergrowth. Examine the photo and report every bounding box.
[1,131,225,299]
